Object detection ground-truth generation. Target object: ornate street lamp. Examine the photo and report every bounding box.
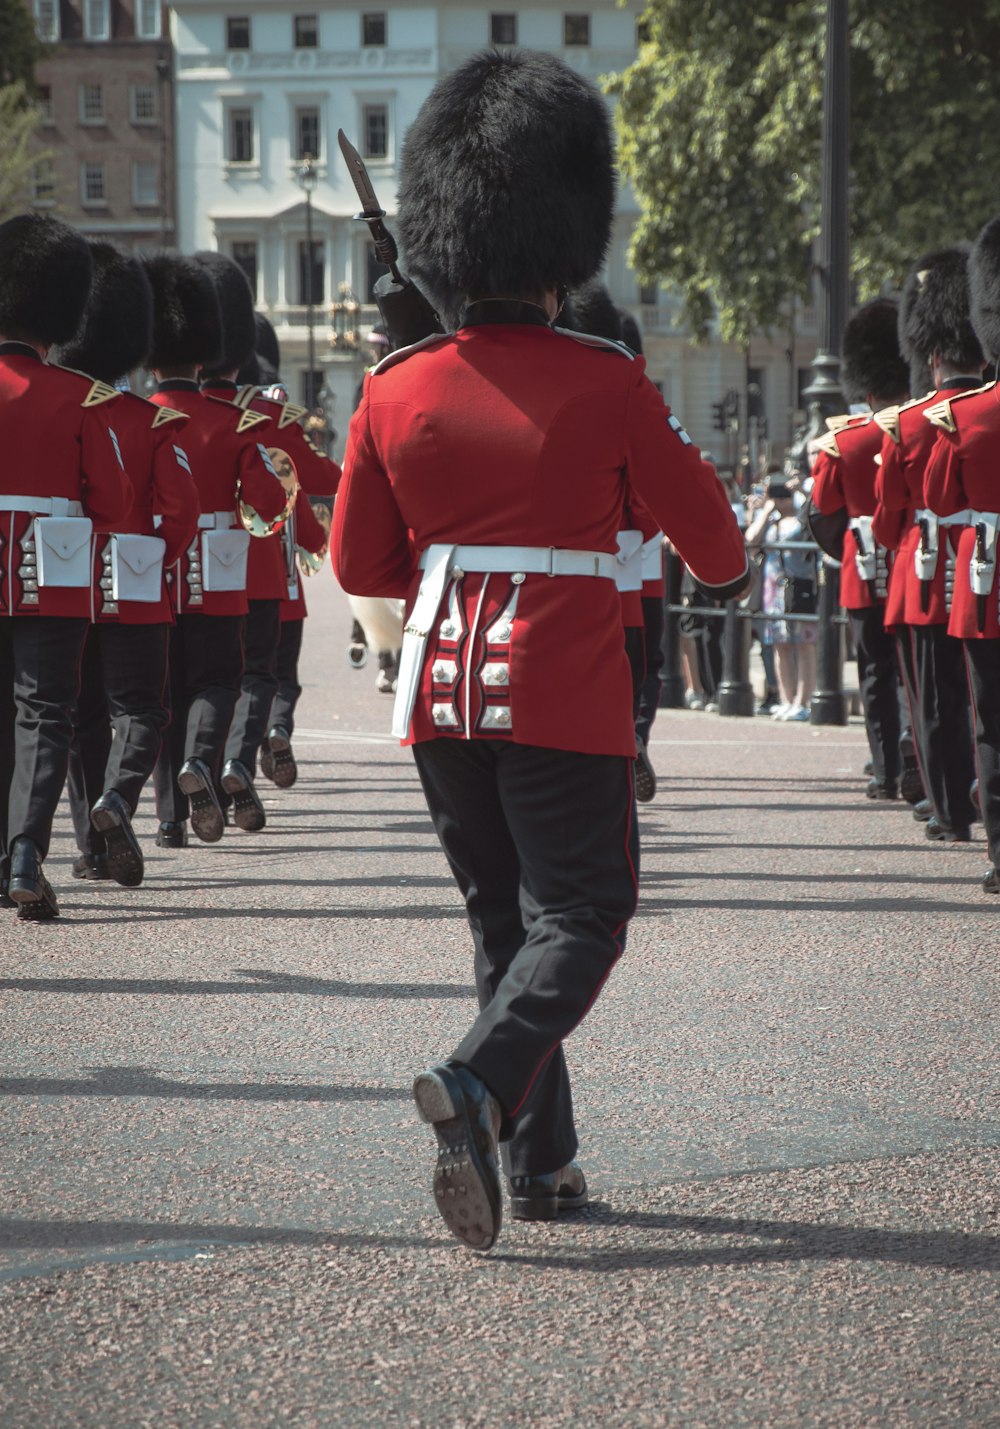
[297,154,318,406]
[330,282,362,351]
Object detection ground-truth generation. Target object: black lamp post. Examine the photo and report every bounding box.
[802,0,849,726]
[298,154,318,407]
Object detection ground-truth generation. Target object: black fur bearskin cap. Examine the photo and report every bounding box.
[143,252,223,371]
[56,241,153,383]
[567,280,624,341]
[254,311,281,371]
[840,299,909,406]
[899,245,983,370]
[398,48,616,327]
[194,250,257,376]
[618,308,643,355]
[968,214,1000,363]
[0,213,92,347]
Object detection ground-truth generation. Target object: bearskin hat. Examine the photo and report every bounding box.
[840,299,909,406]
[193,250,257,375]
[398,48,616,326]
[968,215,1000,362]
[236,349,261,386]
[899,245,982,370]
[0,213,92,347]
[618,308,643,355]
[568,280,623,342]
[254,311,281,371]
[56,241,153,383]
[909,353,933,401]
[144,253,223,371]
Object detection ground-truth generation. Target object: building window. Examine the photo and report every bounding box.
[362,12,386,45]
[294,106,320,161]
[79,83,104,123]
[563,13,590,45]
[297,240,324,305]
[81,162,107,206]
[84,0,110,40]
[232,241,259,300]
[638,281,657,306]
[130,83,158,123]
[228,108,254,163]
[32,159,56,206]
[294,14,317,47]
[490,13,516,44]
[132,160,158,206]
[226,16,251,49]
[136,0,161,39]
[33,0,59,41]
[37,85,54,124]
[362,103,388,160]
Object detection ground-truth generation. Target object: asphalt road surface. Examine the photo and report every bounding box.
[2,578,998,1427]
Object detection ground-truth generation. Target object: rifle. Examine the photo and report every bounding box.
[337,130,444,351]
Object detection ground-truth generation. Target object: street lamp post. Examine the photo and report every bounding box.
[297,154,318,408]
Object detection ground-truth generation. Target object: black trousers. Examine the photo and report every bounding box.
[911,624,977,831]
[624,625,646,719]
[269,617,304,735]
[964,640,1000,866]
[225,598,280,773]
[67,622,170,855]
[0,615,88,867]
[636,593,665,745]
[849,607,901,787]
[153,614,244,824]
[413,738,639,1178]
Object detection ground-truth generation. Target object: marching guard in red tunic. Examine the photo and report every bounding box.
[810,300,910,800]
[0,214,130,919]
[332,49,749,1250]
[923,215,1000,893]
[873,248,983,842]
[59,242,199,888]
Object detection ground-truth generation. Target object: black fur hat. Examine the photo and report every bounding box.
[840,299,909,405]
[254,311,281,371]
[968,215,1000,362]
[236,349,261,386]
[194,250,257,375]
[144,253,223,371]
[568,280,623,341]
[899,246,983,370]
[398,48,616,326]
[0,213,92,347]
[618,308,643,355]
[56,241,153,382]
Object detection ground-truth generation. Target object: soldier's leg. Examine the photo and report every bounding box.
[100,622,170,811]
[270,617,303,736]
[636,593,664,746]
[964,641,1000,875]
[224,598,280,774]
[850,606,901,794]
[153,622,190,827]
[914,625,976,833]
[67,626,112,862]
[185,614,245,778]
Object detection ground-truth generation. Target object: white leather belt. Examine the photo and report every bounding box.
[395,542,616,739]
[198,510,238,530]
[0,495,83,517]
[914,508,972,527]
[913,509,972,583]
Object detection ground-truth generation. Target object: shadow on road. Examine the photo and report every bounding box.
[0,968,475,998]
[0,1065,409,1102]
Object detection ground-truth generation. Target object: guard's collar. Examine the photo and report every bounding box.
[460,300,552,329]
[938,375,985,390]
[201,377,239,392]
[0,341,42,362]
[156,378,200,392]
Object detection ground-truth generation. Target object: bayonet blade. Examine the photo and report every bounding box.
[338,129,385,217]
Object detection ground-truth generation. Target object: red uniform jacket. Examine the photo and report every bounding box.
[811,413,886,610]
[91,393,199,625]
[235,386,341,622]
[332,311,748,757]
[873,381,982,627]
[0,344,130,619]
[149,381,286,617]
[923,380,1000,640]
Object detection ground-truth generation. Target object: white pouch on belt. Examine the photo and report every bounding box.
[848,515,878,583]
[34,516,93,588]
[913,513,939,582]
[970,513,1000,596]
[614,530,644,591]
[110,533,166,603]
[201,528,250,592]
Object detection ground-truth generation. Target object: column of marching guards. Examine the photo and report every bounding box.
[0,213,341,921]
[810,230,1000,898]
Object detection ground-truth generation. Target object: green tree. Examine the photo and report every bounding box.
[608,0,1000,345]
[0,81,51,222]
[0,0,45,90]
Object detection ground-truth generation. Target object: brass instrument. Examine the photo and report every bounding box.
[232,392,300,537]
[298,496,333,576]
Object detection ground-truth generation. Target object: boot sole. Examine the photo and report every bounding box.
[178,768,225,843]
[90,805,144,888]
[413,1069,501,1252]
[263,734,297,789]
[9,876,59,919]
[220,770,266,832]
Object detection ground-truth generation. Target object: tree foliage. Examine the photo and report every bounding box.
[0,0,45,90]
[608,0,1000,345]
[0,82,50,223]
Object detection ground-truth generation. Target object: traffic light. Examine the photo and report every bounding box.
[712,401,726,432]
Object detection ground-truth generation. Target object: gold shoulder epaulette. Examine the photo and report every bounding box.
[151,405,188,429]
[924,399,956,433]
[235,408,270,434]
[873,406,901,444]
[234,385,262,410]
[278,401,308,429]
[81,378,120,408]
[816,431,841,458]
[825,413,853,433]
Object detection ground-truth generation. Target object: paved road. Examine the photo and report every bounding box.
[2,578,998,1426]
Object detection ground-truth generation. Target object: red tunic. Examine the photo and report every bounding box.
[332,316,748,757]
[811,413,885,610]
[148,382,287,617]
[923,380,1000,640]
[91,393,199,625]
[0,346,130,619]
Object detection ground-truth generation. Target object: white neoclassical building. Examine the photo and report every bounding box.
[170,0,817,459]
